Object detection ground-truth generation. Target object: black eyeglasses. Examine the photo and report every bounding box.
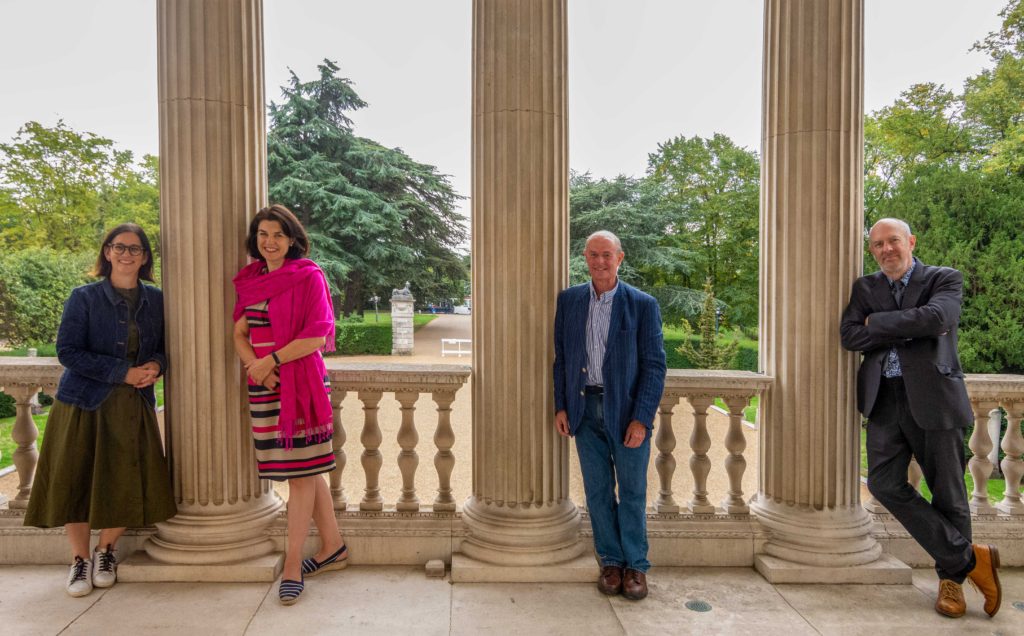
[108,243,146,256]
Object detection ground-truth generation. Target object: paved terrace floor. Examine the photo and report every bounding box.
[3,564,1023,635]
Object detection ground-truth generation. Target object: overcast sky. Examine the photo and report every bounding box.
[0,0,1009,205]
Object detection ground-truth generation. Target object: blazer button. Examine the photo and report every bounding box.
[582,367,587,373]
[580,390,585,396]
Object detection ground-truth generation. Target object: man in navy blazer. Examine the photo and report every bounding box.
[553,230,666,600]
[841,218,1001,619]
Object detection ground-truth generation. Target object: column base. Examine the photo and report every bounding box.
[119,550,283,582]
[145,494,282,565]
[754,553,912,584]
[752,495,882,567]
[460,497,584,566]
[451,553,598,583]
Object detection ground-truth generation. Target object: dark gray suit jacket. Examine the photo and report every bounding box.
[840,259,973,430]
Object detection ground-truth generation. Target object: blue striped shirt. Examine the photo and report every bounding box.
[585,281,618,386]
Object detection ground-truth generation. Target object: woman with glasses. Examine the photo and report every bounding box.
[25,223,176,597]
[232,204,346,606]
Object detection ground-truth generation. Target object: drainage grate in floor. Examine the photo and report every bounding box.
[685,600,713,612]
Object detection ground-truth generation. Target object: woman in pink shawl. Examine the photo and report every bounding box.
[232,204,347,605]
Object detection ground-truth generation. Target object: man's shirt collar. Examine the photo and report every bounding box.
[589,280,619,303]
[887,257,917,287]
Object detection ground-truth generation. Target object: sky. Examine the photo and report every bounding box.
[0,0,1010,207]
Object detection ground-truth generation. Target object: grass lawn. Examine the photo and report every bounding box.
[0,413,48,471]
[351,313,436,330]
[714,396,759,424]
[860,426,1022,503]
[662,324,758,349]
[0,344,58,357]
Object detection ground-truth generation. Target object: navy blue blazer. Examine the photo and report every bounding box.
[840,260,973,430]
[553,281,667,441]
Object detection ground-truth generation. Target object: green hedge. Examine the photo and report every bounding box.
[0,392,13,419]
[664,335,758,371]
[333,318,391,355]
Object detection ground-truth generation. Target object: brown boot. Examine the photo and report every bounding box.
[597,565,623,595]
[966,544,1002,617]
[622,569,648,600]
[934,579,965,618]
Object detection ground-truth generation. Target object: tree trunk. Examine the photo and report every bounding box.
[341,270,364,317]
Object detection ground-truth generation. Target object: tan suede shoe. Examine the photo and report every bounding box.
[966,544,1002,617]
[935,579,965,618]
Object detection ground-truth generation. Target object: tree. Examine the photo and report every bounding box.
[0,120,140,253]
[267,60,468,316]
[0,248,93,346]
[675,278,738,370]
[645,134,760,328]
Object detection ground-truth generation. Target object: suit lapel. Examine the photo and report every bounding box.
[869,272,899,311]
[573,285,590,355]
[900,259,926,309]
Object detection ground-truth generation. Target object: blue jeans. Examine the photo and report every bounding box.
[575,393,651,572]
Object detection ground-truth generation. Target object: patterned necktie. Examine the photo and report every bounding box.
[892,280,905,308]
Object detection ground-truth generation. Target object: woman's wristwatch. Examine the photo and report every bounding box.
[271,351,282,366]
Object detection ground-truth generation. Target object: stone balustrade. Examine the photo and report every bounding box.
[0,357,61,509]
[653,370,773,516]
[964,374,1024,516]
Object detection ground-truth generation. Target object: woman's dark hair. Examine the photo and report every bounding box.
[92,223,155,281]
[245,204,309,261]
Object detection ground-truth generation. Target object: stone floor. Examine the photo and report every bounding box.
[2,564,1022,635]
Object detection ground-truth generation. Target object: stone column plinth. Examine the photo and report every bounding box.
[391,285,415,356]
[752,0,907,583]
[145,0,282,570]
[454,0,587,580]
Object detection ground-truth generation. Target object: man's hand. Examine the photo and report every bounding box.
[554,410,570,437]
[624,420,647,448]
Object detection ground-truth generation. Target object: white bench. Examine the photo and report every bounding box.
[441,338,472,357]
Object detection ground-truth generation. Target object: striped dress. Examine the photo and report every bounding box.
[245,300,336,481]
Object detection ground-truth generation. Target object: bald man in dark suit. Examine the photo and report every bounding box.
[841,218,1001,618]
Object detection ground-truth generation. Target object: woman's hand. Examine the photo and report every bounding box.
[263,371,280,391]
[125,366,159,388]
[246,355,277,384]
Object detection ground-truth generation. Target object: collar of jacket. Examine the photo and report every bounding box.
[99,277,152,309]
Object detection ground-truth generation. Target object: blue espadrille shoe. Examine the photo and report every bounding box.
[278,575,304,605]
[300,544,349,577]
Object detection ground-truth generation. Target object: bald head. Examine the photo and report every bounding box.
[868,217,916,280]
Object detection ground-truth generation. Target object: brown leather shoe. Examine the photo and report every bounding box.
[966,544,1002,617]
[622,568,648,600]
[597,566,623,595]
[935,579,965,618]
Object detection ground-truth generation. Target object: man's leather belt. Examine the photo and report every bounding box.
[585,385,604,395]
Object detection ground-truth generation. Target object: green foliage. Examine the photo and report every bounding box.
[0,248,93,346]
[663,333,757,371]
[0,392,13,419]
[267,60,468,317]
[675,279,739,370]
[333,316,392,355]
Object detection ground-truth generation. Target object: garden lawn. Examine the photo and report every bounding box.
[0,413,47,471]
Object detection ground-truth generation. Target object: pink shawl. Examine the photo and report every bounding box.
[232,258,336,446]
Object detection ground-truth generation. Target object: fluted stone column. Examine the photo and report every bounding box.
[752,0,906,583]
[457,0,585,575]
[146,0,282,565]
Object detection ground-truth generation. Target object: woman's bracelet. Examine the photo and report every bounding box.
[271,351,282,366]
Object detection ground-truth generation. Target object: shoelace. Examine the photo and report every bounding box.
[97,549,116,573]
[939,580,961,602]
[71,558,89,582]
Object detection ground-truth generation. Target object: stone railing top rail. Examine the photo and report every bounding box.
[964,374,1024,402]
[0,357,62,387]
[664,369,773,396]
[325,361,471,391]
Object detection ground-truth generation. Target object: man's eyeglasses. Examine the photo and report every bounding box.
[108,243,146,256]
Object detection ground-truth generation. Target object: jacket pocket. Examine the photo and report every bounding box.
[935,364,964,378]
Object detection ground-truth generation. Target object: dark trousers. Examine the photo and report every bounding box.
[865,377,974,582]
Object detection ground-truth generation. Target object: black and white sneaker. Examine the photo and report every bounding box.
[66,556,93,597]
[92,544,118,588]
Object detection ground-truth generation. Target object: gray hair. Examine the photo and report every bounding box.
[870,217,913,237]
[585,230,623,253]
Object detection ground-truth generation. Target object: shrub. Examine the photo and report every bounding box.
[664,334,758,371]
[333,316,391,355]
[0,248,93,346]
[0,392,13,419]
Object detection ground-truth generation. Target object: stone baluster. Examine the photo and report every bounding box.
[654,395,681,514]
[329,388,347,510]
[5,384,42,509]
[968,399,998,515]
[432,390,457,513]
[688,396,715,514]
[721,395,751,514]
[395,390,420,512]
[359,390,384,511]
[997,401,1024,515]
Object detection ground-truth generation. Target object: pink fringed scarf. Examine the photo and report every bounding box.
[232,258,336,447]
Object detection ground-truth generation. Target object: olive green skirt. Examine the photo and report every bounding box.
[24,386,177,529]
